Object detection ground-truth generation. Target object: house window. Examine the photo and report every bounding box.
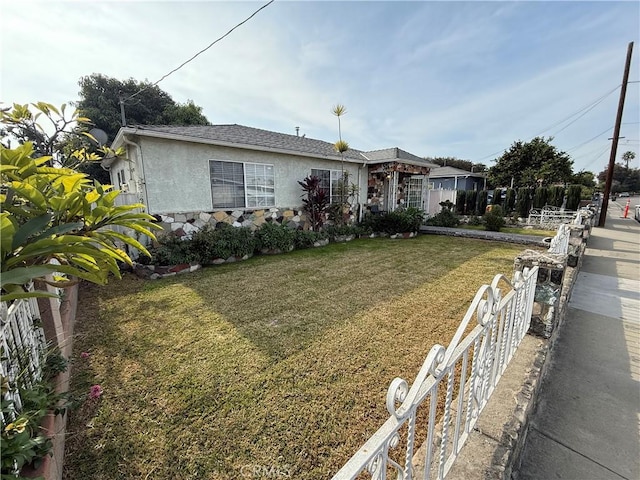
[210,160,274,209]
[406,176,424,209]
[311,168,343,204]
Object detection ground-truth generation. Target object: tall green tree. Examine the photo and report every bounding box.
[0,102,94,165]
[488,137,574,188]
[598,163,640,193]
[1,102,113,183]
[622,150,636,170]
[571,170,596,188]
[75,73,209,142]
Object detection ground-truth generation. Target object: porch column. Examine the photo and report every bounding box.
[391,171,398,211]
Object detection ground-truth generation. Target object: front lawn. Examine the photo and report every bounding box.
[459,225,557,236]
[64,235,528,480]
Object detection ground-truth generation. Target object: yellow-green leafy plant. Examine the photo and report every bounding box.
[1,140,160,302]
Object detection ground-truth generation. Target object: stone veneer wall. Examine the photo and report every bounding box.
[157,208,309,236]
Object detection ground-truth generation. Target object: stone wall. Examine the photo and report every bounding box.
[501,212,595,479]
[157,208,309,236]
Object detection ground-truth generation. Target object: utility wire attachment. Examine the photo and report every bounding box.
[125,0,275,103]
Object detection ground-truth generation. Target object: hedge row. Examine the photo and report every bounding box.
[140,208,425,266]
[455,185,583,217]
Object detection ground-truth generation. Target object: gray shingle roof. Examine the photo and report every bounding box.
[132,124,368,161]
[363,147,438,167]
[120,124,435,168]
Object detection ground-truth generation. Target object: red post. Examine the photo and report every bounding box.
[623,199,630,218]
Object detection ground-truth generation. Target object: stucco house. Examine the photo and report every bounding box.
[428,166,487,191]
[105,124,438,234]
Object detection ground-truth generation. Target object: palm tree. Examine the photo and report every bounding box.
[622,150,635,170]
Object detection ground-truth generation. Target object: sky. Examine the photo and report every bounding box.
[1,0,639,176]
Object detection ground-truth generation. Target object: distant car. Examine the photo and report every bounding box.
[619,192,630,197]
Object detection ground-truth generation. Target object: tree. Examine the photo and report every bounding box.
[571,171,595,188]
[597,163,640,193]
[1,102,95,166]
[1,102,114,183]
[488,137,574,188]
[75,73,209,142]
[622,150,636,170]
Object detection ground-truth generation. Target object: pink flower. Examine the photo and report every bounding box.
[89,384,103,399]
[80,352,90,359]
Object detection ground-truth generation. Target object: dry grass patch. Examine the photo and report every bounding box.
[64,236,529,480]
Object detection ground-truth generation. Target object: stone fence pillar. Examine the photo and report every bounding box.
[514,250,567,338]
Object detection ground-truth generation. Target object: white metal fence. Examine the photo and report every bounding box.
[527,205,577,229]
[0,291,46,421]
[332,266,539,480]
[547,223,570,255]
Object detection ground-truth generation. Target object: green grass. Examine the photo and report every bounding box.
[458,224,556,236]
[64,235,531,480]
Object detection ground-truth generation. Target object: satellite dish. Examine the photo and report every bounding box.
[88,128,109,147]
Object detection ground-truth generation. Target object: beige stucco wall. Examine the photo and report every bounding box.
[126,136,367,215]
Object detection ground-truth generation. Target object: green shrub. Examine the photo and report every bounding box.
[478,190,489,215]
[325,223,360,240]
[516,187,532,218]
[490,189,502,206]
[466,190,478,215]
[426,209,460,227]
[292,229,327,249]
[504,188,516,213]
[483,205,506,231]
[192,223,255,260]
[367,207,425,234]
[455,190,467,214]
[566,185,582,211]
[148,234,198,265]
[255,222,295,252]
[548,186,565,207]
[533,187,548,209]
[468,215,482,226]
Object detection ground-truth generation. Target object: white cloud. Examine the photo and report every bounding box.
[1,0,638,174]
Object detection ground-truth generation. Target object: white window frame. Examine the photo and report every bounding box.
[406,175,425,209]
[311,168,343,204]
[210,160,275,209]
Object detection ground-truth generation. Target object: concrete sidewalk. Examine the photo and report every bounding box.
[515,204,640,479]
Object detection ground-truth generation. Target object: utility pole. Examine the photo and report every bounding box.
[599,41,634,227]
[119,94,127,127]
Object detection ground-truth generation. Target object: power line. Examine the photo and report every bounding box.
[567,122,640,153]
[475,84,621,163]
[578,144,611,170]
[548,89,617,137]
[566,126,612,152]
[534,85,620,137]
[125,0,275,103]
